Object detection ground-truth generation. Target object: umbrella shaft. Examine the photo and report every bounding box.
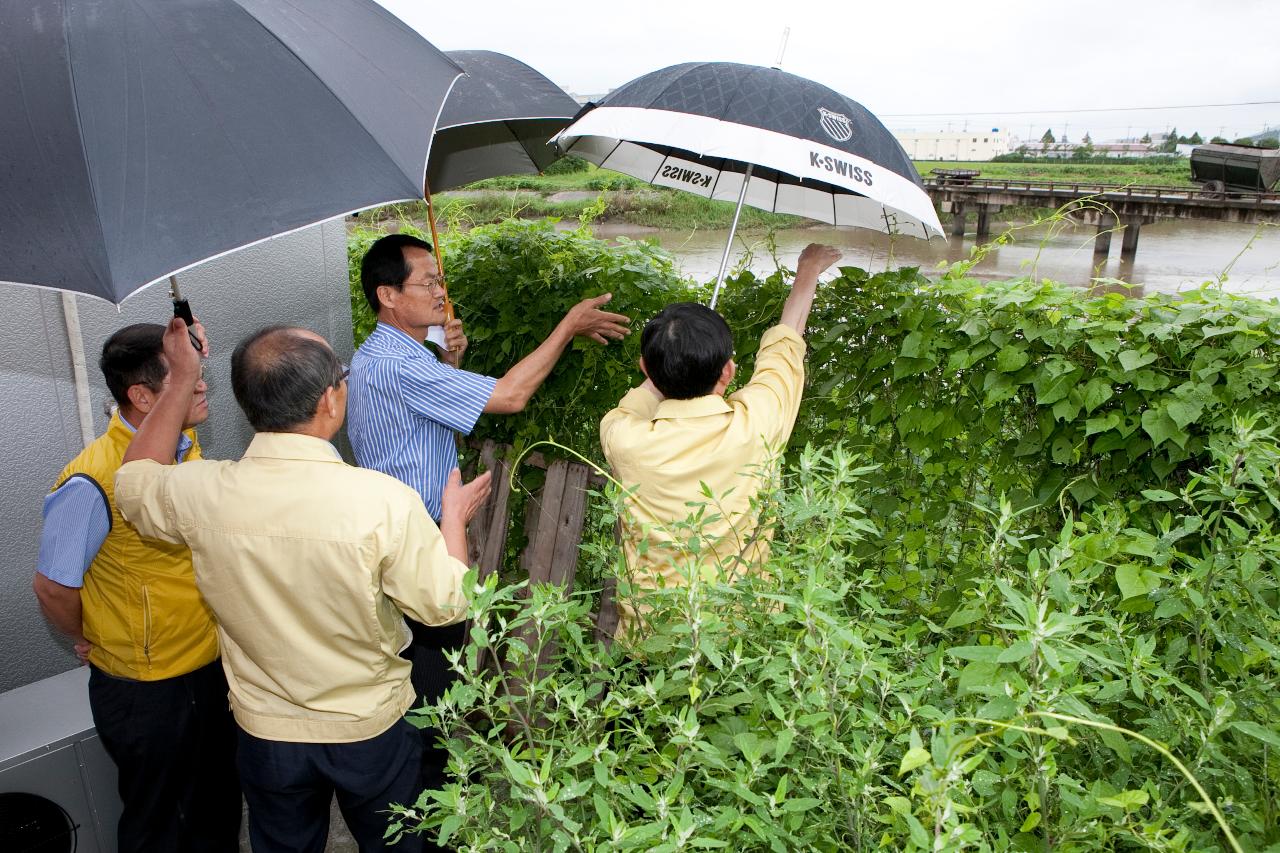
[710,164,753,310]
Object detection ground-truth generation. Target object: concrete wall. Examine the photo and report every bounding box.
[0,220,353,693]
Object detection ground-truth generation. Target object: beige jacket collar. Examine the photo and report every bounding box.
[652,395,733,421]
[242,432,343,462]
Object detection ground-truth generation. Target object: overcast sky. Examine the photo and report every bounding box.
[377,0,1278,143]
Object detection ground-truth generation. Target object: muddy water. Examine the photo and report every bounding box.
[578,219,1280,299]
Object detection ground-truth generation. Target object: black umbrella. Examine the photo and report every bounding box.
[429,50,580,192]
[420,50,579,329]
[552,62,943,305]
[0,0,463,304]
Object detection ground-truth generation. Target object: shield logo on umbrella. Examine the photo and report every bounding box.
[818,108,854,143]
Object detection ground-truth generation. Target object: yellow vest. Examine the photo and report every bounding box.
[53,413,219,680]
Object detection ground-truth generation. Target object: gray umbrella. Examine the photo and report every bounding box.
[418,50,580,327]
[0,0,463,304]
[428,50,581,192]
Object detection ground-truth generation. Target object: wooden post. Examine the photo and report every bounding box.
[950,202,966,237]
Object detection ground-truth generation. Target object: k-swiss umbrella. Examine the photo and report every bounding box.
[0,0,464,304]
[552,62,944,305]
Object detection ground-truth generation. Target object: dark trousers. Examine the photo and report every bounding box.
[236,719,426,853]
[403,620,466,793]
[87,660,242,853]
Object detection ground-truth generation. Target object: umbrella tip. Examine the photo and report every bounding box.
[772,27,791,69]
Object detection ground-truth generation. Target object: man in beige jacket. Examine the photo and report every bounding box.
[116,320,490,853]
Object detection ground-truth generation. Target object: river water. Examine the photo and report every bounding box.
[583,219,1280,300]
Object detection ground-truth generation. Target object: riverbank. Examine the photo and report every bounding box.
[351,160,1194,232]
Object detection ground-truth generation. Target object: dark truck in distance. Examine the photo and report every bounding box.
[1190,143,1280,194]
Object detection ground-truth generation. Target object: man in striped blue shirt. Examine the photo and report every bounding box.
[347,234,629,790]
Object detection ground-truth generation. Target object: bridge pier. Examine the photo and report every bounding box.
[975,206,992,240]
[1093,213,1117,256]
[950,203,966,237]
[1120,217,1143,260]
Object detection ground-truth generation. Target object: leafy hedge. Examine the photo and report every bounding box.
[399,433,1279,850]
[348,219,1280,850]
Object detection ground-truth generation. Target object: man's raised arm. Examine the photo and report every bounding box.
[485,293,630,414]
[122,318,204,465]
[778,244,842,338]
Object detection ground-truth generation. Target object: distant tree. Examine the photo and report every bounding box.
[1234,138,1254,145]
[1188,131,1203,144]
[1082,132,1093,144]
[1040,129,1056,144]
[1211,136,1230,144]
[1260,138,1280,149]
[1140,132,1152,144]
[1163,128,1179,152]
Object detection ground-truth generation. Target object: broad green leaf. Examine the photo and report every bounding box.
[1115,564,1159,599]
[898,746,931,775]
[1081,378,1114,413]
[1231,721,1280,749]
[1118,349,1157,372]
[1141,409,1188,449]
[996,345,1029,373]
[948,645,1005,662]
[1098,789,1149,811]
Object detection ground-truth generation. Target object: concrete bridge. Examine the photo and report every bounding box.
[924,176,1280,260]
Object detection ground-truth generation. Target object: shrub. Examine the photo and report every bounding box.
[396,436,1279,850]
[543,155,592,175]
[346,218,1280,848]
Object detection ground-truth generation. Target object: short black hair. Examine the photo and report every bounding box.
[640,303,734,399]
[230,326,343,433]
[100,323,167,407]
[360,234,433,314]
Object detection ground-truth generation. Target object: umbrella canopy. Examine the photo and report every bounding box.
[428,50,581,192]
[553,62,943,240]
[0,0,463,304]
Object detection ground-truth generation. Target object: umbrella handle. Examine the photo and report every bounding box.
[424,180,455,325]
[168,276,203,352]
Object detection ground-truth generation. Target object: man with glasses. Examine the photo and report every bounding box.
[346,234,630,792]
[114,321,491,852]
[32,322,241,853]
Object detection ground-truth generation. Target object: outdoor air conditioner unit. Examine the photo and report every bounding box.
[0,667,121,853]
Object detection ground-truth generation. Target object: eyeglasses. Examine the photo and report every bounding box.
[400,273,445,290]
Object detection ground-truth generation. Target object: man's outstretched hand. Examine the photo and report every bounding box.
[439,468,494,564]
[563,294,631,345]
[780,244,843,336]
[795,244,843,281]
[442,468,493,528]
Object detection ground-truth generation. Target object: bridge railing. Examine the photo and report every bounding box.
[923,177,1280,205]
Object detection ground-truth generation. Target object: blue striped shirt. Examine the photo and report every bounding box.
[347,323,497,521]
[36,416,193,588]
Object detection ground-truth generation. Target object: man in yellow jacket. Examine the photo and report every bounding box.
[114,321,491,852]
[32,322,240,852]
[600,244,842,643]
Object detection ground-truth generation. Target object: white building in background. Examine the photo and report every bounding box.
[893,129,1011,161]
